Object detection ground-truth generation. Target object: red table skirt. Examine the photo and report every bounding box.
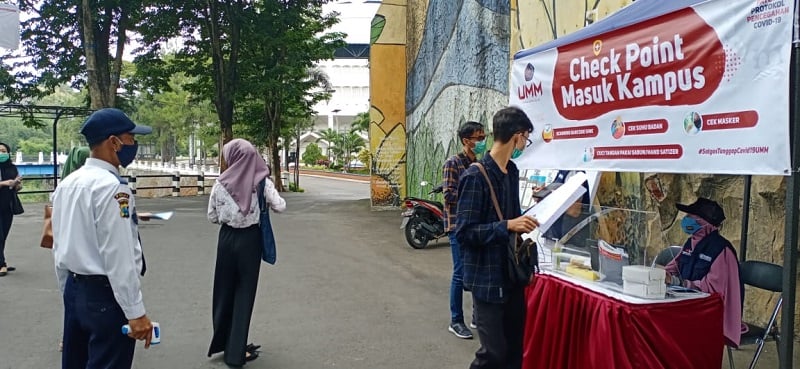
[523,274,724,369]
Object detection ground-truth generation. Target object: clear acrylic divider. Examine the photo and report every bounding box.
[525,204,666,288]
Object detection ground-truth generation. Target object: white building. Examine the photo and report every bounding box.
[287,0,380,165]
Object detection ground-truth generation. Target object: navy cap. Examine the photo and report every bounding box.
[80,108,152,145]
[676,197,726,226]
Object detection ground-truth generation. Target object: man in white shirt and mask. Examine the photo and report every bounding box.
[52,108,154,369]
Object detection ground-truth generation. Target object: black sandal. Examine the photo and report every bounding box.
[245,351,259,362]
[246,343,261,352]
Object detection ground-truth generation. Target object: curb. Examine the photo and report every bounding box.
[296,170,370,184]
[300,173,370,184]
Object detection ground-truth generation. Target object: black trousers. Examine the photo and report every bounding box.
[470,287,526,369]
[0,212,12,267]
[208,224,262,366]
[62,274,135,369]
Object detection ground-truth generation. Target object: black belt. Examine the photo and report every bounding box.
[70,272,109,283]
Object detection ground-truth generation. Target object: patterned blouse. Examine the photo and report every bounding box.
[207,178,286,228]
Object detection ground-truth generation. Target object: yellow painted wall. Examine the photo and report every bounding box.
[369,2,407,208]
[512,0,634,54]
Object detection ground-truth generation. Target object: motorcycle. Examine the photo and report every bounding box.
[400,181,446,249]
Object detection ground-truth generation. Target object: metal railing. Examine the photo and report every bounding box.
[17,172,219,197]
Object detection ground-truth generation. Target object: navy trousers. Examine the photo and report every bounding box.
[62,274,135,369]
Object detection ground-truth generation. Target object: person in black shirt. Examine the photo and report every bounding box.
[0,142,21,276]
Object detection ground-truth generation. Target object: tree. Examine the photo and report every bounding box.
[136,1,342,183]
[3,1,145,109]
[302,143,324,166]
[286,114,316,186]
[338,131,365,172]
[357,148,372,170]
[18,137,52,155]
[316,128,339,162]
[132,70,217,164]
[351,111,370,134]
[136,0,252,165]
[235,2,344,190]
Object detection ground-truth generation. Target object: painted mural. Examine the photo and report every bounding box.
[369,1,407,208]
[404,0,512,199]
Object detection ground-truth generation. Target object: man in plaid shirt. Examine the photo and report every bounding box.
[455,107,539,369]
[442,121,485,339]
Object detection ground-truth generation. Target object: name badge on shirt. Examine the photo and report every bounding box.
[114,192,131,218]
[699,253,712,262]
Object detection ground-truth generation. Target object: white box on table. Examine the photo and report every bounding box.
[622,265,666,284]
[623,280,666,299]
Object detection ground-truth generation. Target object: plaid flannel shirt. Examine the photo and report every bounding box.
[442,152,475,232]
[454,153,521,303]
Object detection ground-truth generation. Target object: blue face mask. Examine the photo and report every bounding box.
[114,138,139,168]
[681,216,702,235]
[474,140,486,154]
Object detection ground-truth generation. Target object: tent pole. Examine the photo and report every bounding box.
[739,175,751,261]
[779,43,800,369]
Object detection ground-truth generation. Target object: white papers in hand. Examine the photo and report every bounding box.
[523,172,587,234]
[150,211,174,220]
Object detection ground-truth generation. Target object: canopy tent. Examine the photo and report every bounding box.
[511,0,798,367]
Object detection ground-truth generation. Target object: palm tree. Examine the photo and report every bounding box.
[316,128,339,164]
[351,111,370,134]
[340,131,366,171]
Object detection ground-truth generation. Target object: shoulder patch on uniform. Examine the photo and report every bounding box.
[116,195,130,218]
[114,192,130,201]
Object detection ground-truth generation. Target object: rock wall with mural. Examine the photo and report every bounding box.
[369,0,797,336]
[404,0,511,199]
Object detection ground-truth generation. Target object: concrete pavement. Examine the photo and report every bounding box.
[0,173,792,368]
[0,175,477,369]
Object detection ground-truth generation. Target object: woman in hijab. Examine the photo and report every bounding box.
[61,146,90,179]
[207,139,285,367]
[664,197,744,348]
[0,142,21,276]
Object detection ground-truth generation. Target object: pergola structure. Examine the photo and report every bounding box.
[0,103,94,186]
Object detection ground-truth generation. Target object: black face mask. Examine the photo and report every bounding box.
[113,137,138,168]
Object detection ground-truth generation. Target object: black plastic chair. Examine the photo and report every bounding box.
[651,245,682,267]
[727,260,783,369]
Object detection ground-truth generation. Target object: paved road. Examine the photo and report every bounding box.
[0,175,477,369]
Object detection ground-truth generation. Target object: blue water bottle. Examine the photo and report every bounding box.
[121,322,160,344]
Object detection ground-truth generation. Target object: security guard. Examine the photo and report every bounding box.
[52,108,154,369]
